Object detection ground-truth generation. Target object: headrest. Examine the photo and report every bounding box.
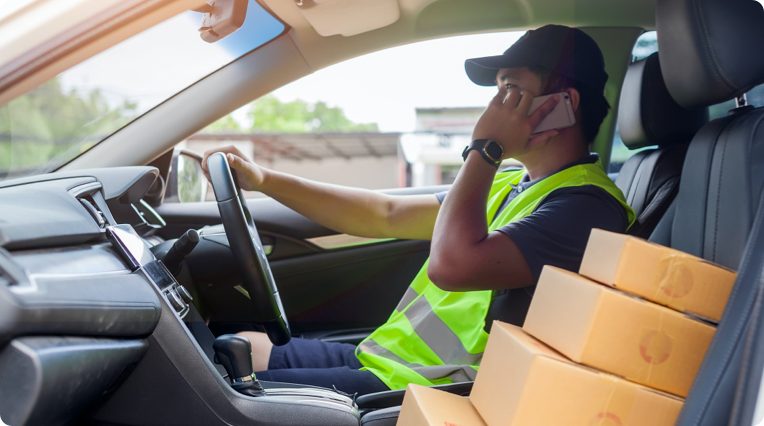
[656,0,764,109]
[618,53,709,150]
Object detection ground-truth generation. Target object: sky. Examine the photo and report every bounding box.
[259,31,525,133]
[59,5,284,116]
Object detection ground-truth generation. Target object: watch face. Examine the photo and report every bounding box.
[484,140,504,162]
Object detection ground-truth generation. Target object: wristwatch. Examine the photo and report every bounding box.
[462,139,504,168]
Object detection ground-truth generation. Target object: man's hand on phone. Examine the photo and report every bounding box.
[472,87,560,159]
[201,145,268,191]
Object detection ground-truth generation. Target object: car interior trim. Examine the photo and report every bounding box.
[306,234,397,250]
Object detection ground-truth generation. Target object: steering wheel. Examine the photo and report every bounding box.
[206,152,291,346]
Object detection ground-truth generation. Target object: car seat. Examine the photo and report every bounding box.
[614,52,708,238]
[650,0,764,425]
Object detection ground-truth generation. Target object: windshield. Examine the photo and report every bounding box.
[0,0,285,181]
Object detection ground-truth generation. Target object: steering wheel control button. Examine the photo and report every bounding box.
[178,285,193,303]
[167,289,185,312]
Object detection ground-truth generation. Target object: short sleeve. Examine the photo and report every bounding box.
[495,185,629,280]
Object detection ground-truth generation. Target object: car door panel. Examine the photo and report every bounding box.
[154,186,447,336]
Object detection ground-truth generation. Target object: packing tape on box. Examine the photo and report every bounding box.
[595,373,631,426]
[640,304,673,388]
[653,252,694,310]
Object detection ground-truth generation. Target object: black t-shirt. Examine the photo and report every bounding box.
[434,154,628,329]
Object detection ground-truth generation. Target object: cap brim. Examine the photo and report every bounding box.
[465,55,528,86]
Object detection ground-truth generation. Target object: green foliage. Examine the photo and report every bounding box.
[0,78,137,178]
[203,95,378,134]
[203,115,244,134]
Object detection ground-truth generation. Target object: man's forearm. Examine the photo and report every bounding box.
[427,151,534,291]
[258,169,438,240]
[430,151,494,256]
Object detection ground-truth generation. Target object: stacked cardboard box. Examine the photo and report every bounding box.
[579,229,736,322]
[397,229,737,426]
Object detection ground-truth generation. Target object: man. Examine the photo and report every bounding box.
[202,25,635,396]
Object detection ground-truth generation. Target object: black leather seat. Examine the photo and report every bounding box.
[649,0,764,425]
[614,52,708,238]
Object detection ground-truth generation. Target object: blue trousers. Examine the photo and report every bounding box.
[255,337,389,396]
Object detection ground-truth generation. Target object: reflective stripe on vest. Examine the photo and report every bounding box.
[356,160,636,390]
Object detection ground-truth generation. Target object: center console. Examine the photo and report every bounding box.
[92,224,360,426]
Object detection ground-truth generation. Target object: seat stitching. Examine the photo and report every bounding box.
[642,58,654,143]
[746,115,764,230]
[692,0,735,90]
[686,118,730,260]
[712,126,730,262]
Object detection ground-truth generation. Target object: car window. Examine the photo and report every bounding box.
[183,31,525,198]
[0,0,285,182]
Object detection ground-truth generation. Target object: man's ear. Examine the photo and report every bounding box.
[566,88,581,112]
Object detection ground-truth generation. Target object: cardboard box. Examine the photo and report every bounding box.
[523,266,716,397]
[580,228,736,322]
[397,383,487,426]
[470,322,683,426]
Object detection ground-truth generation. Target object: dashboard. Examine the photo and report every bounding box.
[0,167,180,425]
[0,167,360,426]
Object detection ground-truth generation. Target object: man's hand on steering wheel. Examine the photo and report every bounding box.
[202,145,267,191]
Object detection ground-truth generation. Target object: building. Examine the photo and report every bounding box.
[183,106,519,194]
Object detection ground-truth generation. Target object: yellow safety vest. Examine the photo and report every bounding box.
[355,159,636,389]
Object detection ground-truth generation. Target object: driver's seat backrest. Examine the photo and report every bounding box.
[651,0,764,425]
[614,52,708,238]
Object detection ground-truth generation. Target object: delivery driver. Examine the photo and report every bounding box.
[202,25,635,396]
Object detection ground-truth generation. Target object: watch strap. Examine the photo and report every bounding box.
[462,139,503,168]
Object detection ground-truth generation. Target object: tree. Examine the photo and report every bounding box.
[203,114,244,133]
[202,95,378,134]
[0,78,137,178]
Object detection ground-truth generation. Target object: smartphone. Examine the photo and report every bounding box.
[528,92,576,134]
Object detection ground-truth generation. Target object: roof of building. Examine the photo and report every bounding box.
[415,107,485,114]
[188,132,400,161]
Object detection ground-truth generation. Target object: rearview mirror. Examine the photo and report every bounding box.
[167,149,209,203]
[194,0,249,43]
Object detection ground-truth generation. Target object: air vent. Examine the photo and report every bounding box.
[79,198,106,229]
[0,269,13,287]
[69,182,109,229]
[0,248,23,287]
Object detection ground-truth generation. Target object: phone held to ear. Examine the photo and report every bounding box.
[528,92,576,134]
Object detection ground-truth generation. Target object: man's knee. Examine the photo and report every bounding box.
[237,331,273,372]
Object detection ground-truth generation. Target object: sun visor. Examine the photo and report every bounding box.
[295,0,400,37]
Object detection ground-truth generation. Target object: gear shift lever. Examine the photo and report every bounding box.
[213,334,265,397]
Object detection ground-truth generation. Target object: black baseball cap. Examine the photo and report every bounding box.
[465,25,608,93]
